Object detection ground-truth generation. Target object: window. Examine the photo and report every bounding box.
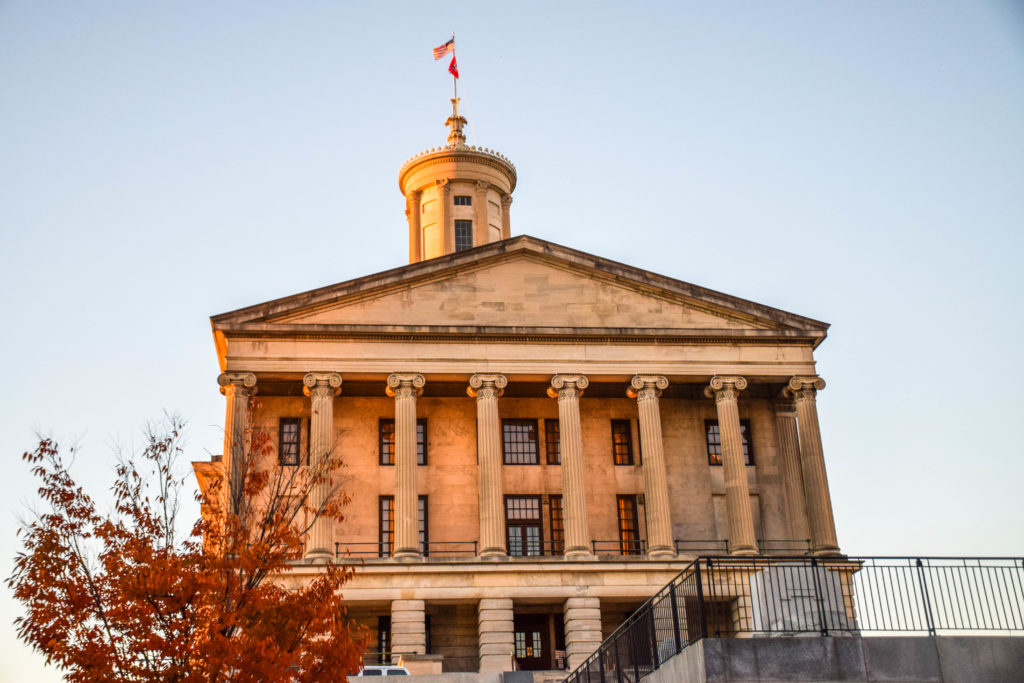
[506,495,542,556]
[611,419,634,465]
[377,616,391,664]
[419,496,429,557]
[453,195,472,206]
[379,418,427,466]
[705,419,754,466]
[544,419,560,465]
[379,497,394,558]
[378,495,428,557]
[502,419,539,464]
[454,220,473,251]
[617,495,641,555]
[278,417,302,466]
[549,495,564,556]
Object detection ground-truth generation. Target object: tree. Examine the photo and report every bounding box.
[9,413,366,682]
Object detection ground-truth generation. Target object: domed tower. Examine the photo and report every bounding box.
[399,98,516,264]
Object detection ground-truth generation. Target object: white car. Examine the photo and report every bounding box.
[355,664,410,676]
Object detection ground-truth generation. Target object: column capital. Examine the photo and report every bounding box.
[773,397,798,414]
[467,373,507,399]
[785,376,826,402]
[704,375,747,402]
[501,193,513,208]
[386,373,425,398]
[627,374,669,400]
[436,178,451,194]
[547,373,588,399]
[475,180,489,194]
[302,372,342,398]
[406,189,421,204]
[218,372,257,396]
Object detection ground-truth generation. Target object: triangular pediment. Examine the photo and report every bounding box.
[212,236,827,340]
[272,255,768,330]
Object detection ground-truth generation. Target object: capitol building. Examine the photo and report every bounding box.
[195,97,840,678]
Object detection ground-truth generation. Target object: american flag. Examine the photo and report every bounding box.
[433,38,454,60]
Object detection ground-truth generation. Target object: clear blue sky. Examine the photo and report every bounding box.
[2,2,1022,678]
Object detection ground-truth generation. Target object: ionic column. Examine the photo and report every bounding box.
[773,398,810,543]
[548,374,591,558]
[704,376,758,556]
[627,375,675,557]
[387,373,425,560]
[564,597,601,670]
[474,180,489,247]
[786,376,840,555]
[391,599,426,657]
[406,190,422,264]
[468,374,508,560]
[302,372,342,561]
[478,598,514,673]
[500,194,512,239]
[217,372,257,514]
[437,179,453,254]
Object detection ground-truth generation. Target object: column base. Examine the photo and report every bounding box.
[647,545,677,559]
[565,546,595,560]
[392,548,423,562]
[479,548,509,561]
[811,546,843,557]
[729,545,760,557]
[303,548,333,563]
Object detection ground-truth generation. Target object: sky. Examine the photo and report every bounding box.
[1,1,1023,678]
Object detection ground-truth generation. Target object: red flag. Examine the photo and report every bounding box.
[448,55,459,79]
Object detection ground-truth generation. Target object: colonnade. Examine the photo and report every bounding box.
[217,371,840,561]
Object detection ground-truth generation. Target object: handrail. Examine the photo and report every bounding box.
[592,539,647,556]
[564,556,1024,683]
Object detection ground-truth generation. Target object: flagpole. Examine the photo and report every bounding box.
[452,32,457,102]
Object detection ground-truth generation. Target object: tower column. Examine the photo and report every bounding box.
[628,375,675,557]
[437,179,453,254]
[500,194,512,239]
[217,372,257,514]
[387,373,425,560]
[406,190,422,264]
[469,374,508,559]
[774,398,810,543]
[786,376,840,555]
[548,374,591,558]
[302,372,342,561]
[705,376,758,556]
[474,181,489,247]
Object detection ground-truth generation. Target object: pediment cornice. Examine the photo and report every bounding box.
[212,236,829,338]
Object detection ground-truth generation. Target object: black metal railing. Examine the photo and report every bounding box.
[565,556,1024,683]
[335,542,387,557]
[334,540,478,559]
[674,539,730,555]
[757,538,812,554]
[507,540,565,558]
[592,539,648,556]
[423,540,478,557]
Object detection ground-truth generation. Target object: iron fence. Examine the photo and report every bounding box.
[565,556,1024,683]
[334,540,478,559]
[592,539,647,556]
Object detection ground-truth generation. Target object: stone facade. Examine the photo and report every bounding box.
[195,110,841,675]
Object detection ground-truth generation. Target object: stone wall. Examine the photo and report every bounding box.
[646,636,1024,683]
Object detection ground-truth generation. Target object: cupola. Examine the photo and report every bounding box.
[398,98,516,263]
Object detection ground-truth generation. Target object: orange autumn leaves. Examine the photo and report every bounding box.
[9,414,366,682]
